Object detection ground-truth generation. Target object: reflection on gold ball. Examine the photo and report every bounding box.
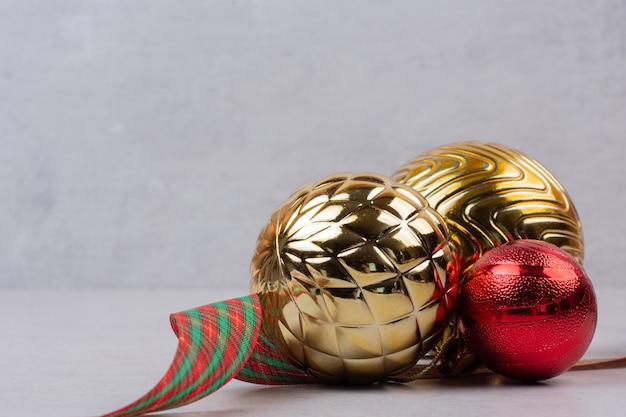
[251,173,459,383]
[392,141,584,275]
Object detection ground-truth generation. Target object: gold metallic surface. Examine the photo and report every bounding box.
[251,173,459,383]
[392,141,584,275]
[392,141,584,374]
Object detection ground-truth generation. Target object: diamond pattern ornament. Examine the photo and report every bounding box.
[250,173,460,383]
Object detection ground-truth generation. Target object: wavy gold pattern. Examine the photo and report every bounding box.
[250,173,459,383]
[392,141,584,275]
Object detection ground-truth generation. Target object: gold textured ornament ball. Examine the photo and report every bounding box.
[392,141,584,275]
[250,173,460,383]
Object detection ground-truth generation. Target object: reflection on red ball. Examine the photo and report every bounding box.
[459,240,597,381]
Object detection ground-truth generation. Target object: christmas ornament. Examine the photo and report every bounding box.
[392,141,585,374]
[95,142,616,417]
[392,141,584,274]
[250,172,459,382]
[459,240,597,381]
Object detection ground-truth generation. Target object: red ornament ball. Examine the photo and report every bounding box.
[459,240,597,381]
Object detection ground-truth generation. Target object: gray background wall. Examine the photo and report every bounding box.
[1,1,625,289]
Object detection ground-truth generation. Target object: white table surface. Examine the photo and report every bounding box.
[2,287,625,417]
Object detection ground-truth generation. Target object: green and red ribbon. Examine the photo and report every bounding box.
[101,295,320,417]
[100,295,626,417]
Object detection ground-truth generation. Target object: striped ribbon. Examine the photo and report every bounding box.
[99,294,626,417]
[101,295,262,417]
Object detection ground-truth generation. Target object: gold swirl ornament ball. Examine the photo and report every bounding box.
[392,141,584,275]
[250,173,460,383]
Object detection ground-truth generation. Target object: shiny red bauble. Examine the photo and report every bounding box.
[459,240,597,381]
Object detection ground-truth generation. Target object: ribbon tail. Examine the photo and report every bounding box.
[101,295,262,417]
[390,356,626,383]
[570,356,626,371]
